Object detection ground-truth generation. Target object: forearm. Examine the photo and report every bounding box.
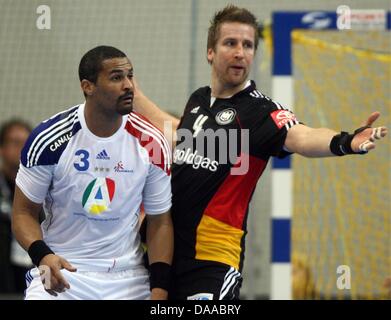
[12,210,42,251]
[146,212,173,299]
[285,125,337,157]
[12,186,43,251]
[146,216,174,265]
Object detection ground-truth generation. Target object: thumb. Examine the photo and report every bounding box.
[61,258,77,272]
[363,111,380,127]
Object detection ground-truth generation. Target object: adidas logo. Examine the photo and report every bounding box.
[191,106,200,114]
[96,149,110,160]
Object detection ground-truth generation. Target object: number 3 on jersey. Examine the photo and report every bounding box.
[74,149,90,171]
[193,115,208,137]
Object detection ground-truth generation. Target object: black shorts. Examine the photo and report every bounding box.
[169,260,242,300]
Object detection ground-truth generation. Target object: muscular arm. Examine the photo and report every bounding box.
[12,185,44,250]
[146,210,174,300]
[133,81,179,148]
[284,124,337,157]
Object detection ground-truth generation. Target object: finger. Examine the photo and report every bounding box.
[43,275,62,294]
[359,140,375,153]
[52,275,65,293]
[54,286,66,293]
[370,127,388,141]
[370,127,380,141]
[41,268,66,293]
[49,275,60,290]
[45,289,58,297]
[53,269,70,290]
[41,272,55,290]
[46,275,65,294]
[363,111,380,127]
[61,258,77,272]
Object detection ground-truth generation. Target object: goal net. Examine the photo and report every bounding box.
[291,30,390,299]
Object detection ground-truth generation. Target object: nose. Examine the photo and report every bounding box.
[234,44,244,59]
[123,77,133,91]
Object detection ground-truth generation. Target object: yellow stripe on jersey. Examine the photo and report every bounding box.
[195,214,244,270]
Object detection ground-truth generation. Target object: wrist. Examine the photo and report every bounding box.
[330,126,370,156]
[149,262,171,291]
[330,132,353,156]
[28,240,54,267]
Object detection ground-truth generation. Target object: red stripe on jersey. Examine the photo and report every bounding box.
[203,154,267,229]
[130,112,172,167]
[125,113,171,175]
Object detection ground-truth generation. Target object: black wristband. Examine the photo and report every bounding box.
[330,131,353,156]
[149,262,171,291]
[330,126,370,156]
[28,240,54,266]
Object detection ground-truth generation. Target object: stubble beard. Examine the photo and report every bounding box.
[116,103,133,116]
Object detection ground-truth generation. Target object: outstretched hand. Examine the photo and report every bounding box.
[351,112,387,153]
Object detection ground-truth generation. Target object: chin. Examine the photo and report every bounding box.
[117,105,133,115]
[227,74,247,85]
[228,79,246,88]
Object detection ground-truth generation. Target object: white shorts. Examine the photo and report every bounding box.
[25,266,150,300]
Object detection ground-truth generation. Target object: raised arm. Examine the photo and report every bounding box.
[133,79,180,148]
[285,111,387,157]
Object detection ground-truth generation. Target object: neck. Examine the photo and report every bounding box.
[84,101,123,137]
[210,76,248,98]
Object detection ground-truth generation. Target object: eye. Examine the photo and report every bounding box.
[244,41,254,49]
[112,75,122,81]
[127,74,133,80]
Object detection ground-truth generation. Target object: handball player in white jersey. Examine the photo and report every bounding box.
[11,46,173,300]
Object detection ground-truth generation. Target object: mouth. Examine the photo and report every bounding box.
[120,93,134,104]
[230,65,245,71]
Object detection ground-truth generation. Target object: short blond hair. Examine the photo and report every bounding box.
[207,5,259,52]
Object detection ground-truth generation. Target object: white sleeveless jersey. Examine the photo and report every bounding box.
[16,103,171,271]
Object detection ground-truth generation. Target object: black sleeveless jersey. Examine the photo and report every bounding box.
[171,80,299,273]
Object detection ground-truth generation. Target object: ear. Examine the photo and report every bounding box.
[81,79,95,97]
[207,48,214,64]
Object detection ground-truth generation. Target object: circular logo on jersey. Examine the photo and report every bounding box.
[82,177,115,215]
[215,108,236,125]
